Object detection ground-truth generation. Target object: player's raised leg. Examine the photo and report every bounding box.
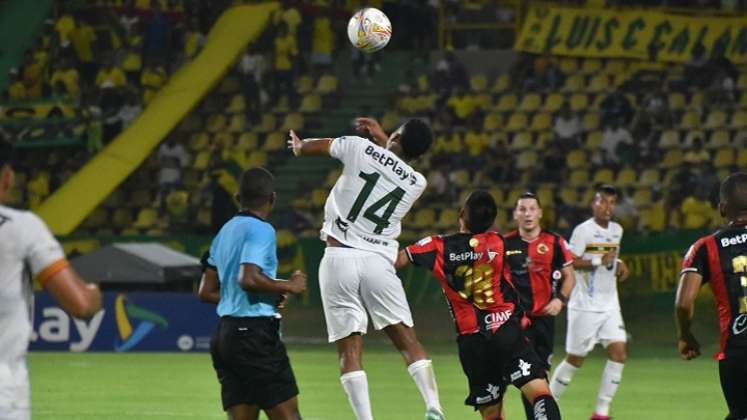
[384,323,444,419]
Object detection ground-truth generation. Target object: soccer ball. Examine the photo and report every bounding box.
[347,8,392,53]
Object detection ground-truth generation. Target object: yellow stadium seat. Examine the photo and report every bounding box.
[472,93,491,110]
[112,208,133,229]
[296,76,314,95]
[582,113,600,131]
[227,94,246,113]
[537,187,554,207]
[510,131,533,151]
[82,208,108,229]
[570,93,588,112]
[506,112,528,131]
[704,110,727,129]
[516,150,538,170]
[133,208,158,229]
[536,131,553,148]
[616,168,637,187]
[483,113,503,131]
[587,74,609,93]
[192,151,211,171]
[569,169,589,187]
[580,187,595,204]
[495,94,518,112]
[737,148,747,167]
[166,190,189,221]
[668,93,686,110]
[543,94,564,112]
[218,76,240,94]
[470,74,488,92]
[559,57,578,74]
[585,130,603,150]
[381,110,400,132]
[256,113,276,133]
[436,208,459,229]
[661,149,684,168]
[659,130,681,149]
[603,60,627,75]
[684,130,706,147]
[529,112,552,131]
[714,148,735,168]
[412,208,437,229]
[311,189,328,208]
[519,93,542,112]
[246,151,268,168]
[593,168,615,184]
[731,110,747,129]
[709,130,731,149]
[299,94,322,113]
[680,111,700,130]
[638,169,660,186]
[237,132,259,150]
[190,132,210,151]
[263,132,285,152]
[559,187,577,206]
[562,74,584,92]
[316,75,338,95]
[228,114,246,133]
[206,114,226,133]
[492,74,511,93]
[280,113,304,132]
[566,149,588,169]
[690,92,705,109]
[580,58,603,74]
[633,189,652,207]
[451,169,470,187]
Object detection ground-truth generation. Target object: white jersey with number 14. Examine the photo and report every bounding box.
[321,136,427,264]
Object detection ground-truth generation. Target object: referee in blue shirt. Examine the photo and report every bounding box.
[198,167,307,420]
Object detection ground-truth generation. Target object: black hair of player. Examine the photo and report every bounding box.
[238,167,275,210]
[720,172,747,219]
[399,118,432,160]
[464,190,498,234]
[516,191,541,208]
[0,139,14,169]
[595,184,618,198]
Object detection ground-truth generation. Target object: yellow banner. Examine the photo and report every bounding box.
[37,3,278,234]
[517,5,747,63]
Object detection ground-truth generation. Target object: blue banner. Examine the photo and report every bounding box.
[30,292,220,352]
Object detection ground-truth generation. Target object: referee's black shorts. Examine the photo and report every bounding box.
[210,316,298,411]
[719,350,747,420]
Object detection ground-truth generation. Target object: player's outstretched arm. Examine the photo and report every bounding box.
[198,268,220,304]
[287,130,333,157]
[394,250,411,270]
[675,272,703,360]
[45,267,102,320]
[355,117,388,147]
[240,263,307,295]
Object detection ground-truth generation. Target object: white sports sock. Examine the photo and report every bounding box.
[407,359,443,413]
[595,360,624,416]
[549,359,579,400]
[340,370,374,420]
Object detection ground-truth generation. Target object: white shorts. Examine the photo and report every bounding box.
[0,360,30,420]
[565,308,627,357]
[319,247,414,343]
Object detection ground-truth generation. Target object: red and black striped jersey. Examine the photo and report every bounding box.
[405,232,518,336]
[503,230,574,317]
[682,223,747,360]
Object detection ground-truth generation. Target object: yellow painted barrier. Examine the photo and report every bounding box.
[38,3,278,234]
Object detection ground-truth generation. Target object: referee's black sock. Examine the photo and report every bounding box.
[532,394,561,420]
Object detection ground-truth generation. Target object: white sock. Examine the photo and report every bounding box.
[549,359,579,400]
[340,370,373,420]
[407,359,443,413]
[595,360,624,416]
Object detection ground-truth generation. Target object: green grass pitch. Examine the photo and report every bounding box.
[30,343,726,420]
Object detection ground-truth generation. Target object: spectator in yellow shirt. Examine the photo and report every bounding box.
[447,87,477,125]
[311,16,334,69]
[273,24,298,106]
[122,47,143,85]
[141,64,167,103]
[54,5,75,48]
[95,59,127,89]
[50,59,80,98]
[21,53,43,99]
[273,0,302,36]
[70,16,97,82]
[681,189,715,229]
